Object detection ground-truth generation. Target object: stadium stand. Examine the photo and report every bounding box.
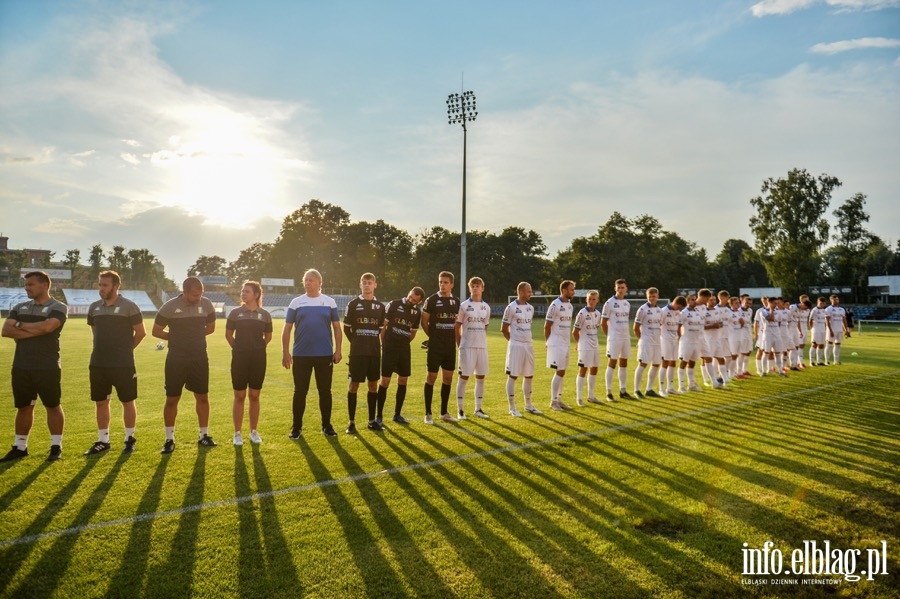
[0,288,29,312]
[62,289,159,315]
[202,291,238,307]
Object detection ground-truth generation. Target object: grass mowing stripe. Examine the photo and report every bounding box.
[1,370,897,550]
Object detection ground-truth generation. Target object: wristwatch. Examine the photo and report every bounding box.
[15,321,21,328]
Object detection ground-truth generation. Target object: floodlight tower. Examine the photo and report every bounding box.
[447,90,477,293]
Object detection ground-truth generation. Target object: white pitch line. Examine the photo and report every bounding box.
[1,370,897,549]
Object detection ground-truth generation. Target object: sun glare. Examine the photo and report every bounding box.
[148,107,290,228]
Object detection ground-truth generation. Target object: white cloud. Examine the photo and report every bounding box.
[120,152,140,165]
[811,37,900,54]
[751,0,900,16]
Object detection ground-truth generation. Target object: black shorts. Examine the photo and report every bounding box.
[348,354,380,383]
[426,344,456,373]
[164,357,209,396]
[231,350,267,390]
[381,345,411,378]
[12,367,62,409]
[90,366,138,402]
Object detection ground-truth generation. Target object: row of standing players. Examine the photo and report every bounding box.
[0,269,851,463]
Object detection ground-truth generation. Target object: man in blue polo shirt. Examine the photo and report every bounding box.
[282,269,343,438]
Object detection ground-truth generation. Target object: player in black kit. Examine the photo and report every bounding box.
[343,273,386,432]
[378,286,425,425]
[420,271,460,423]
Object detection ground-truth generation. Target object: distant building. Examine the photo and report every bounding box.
[0,235,52,269]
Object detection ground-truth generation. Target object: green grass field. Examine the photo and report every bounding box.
[0,318,898,598]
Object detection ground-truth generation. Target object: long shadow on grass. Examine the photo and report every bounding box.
[330,440,453,597]
[297,441,405,595]
[431,423,745,595]
[362,433,579,598]
[143,449,207,597]
[251,445,302,596]
[0,461,51,515]
[0,460,95,594]
[7,452,129,598]
[105,455,170,596]
[235,449,266,597]
[398,427,716,597]
[672,401,900,501]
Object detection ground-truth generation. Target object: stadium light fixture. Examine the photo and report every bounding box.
[447,90,477,294]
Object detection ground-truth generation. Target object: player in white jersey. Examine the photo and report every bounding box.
[502,282,537,416]
[694,289,714,387]
[824,294,848,365]
[789,295,811,370]
[545,280,576,410]
[455,277,491,419]
[701,294,726,389]
[633,287,664,398]
[737,294,754,377]
[776,300,793,373]
[601,279,633,400]
[768,298,789,377]
[573,290,602,406]
[713,290,734,384]
[726,297,745,379]
[659,295,686,394]
[808,297,828,366]
[677,294,704,392]
[753,297,770,376]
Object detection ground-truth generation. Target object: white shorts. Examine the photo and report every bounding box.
[701,333,715,358]
[768,335,785,354]
[505,343,535,378]
[577,347,601,369]
[605,336,631,361]
[661,338,679,362]
[546,345,571,371]
[797,328,808,346]
[679,341,701,363]
[812,330,826,346]
[756,332,767,351]
[780,329,794,350]
[458,348,489,377]
[728,332,742,356]
[739,333,753,354]
[637,341,661,365]
[827,330,844,344]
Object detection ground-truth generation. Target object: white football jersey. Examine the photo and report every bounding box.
[456,298,490,349]
[601,296,631,338]
[502,300,534,345]
[573,307,601,351]
[545,297,573,347]
[634,302,662,344]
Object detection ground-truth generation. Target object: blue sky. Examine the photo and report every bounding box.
[1,0,898,281]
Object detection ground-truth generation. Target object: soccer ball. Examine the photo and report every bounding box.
[156,341,165,350]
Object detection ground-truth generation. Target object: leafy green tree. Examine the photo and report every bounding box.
[266,200,350,286]
[710,239,769,291]
[227,242,273,285]
[108,245,129,274]
[128,249,158,286]
[411,227,467,295]
[340,220,414,298]
[749,169,841,298]
[830,193,872,300]
[62,249,81,286]
[187,255,228,278]
[552,212,708,297]
[89,244,104,279]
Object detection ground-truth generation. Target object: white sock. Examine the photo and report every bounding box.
[687,367,695,386]
[523,378,533,404]
[833,344,841,362]
[456,378,468,412]
[51,434,62,447]
[165,426,175,441]
[587,374,596,398]
[506,378,516,408]
[15,434,28,450]
[647,365,660,392]
[797,350,804,366]
[705,362,717,384]
[576,375,586,400]
[668,366,676,389]
[775,354,783,372]
[125,427,135,439]
[98,428,110,444]
[701,363,711,383]
[474,379,484,411]
[756,358,763,374]
[633,365,645,394]
[550,375,562,404]
[618,367,627,392]
[605,366,614,395]
[678,368,686,389]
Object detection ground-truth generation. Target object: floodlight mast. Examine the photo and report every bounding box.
[447,91,477,294]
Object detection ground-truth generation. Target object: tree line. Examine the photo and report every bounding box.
[49,168,898,302]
